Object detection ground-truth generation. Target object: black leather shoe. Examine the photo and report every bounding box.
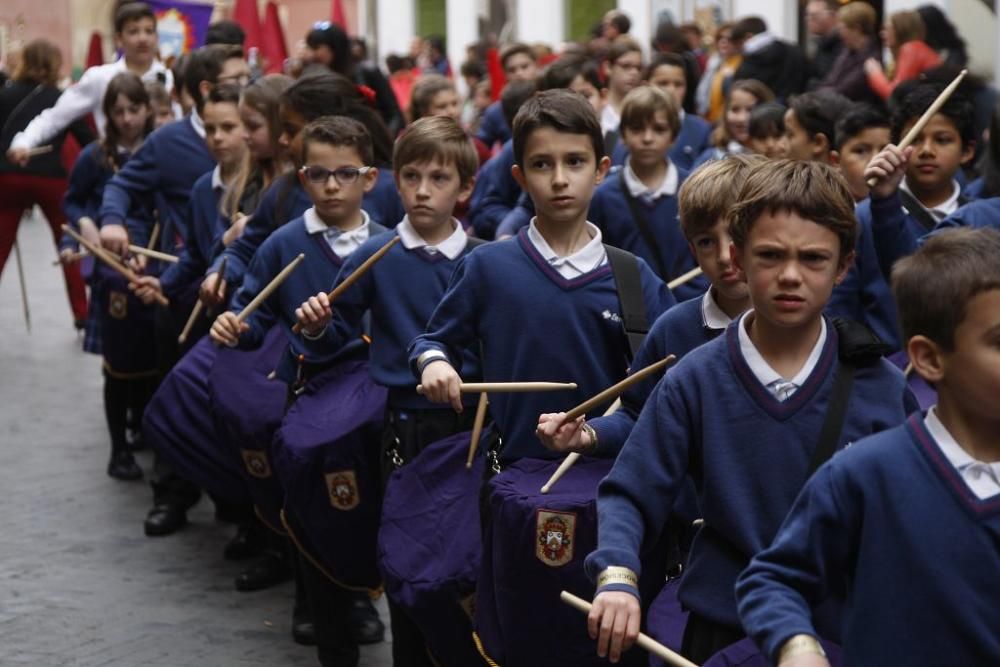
[107,451,143,481]
[291,602,316,646]
[223,522,266,561]
[234,552,291,592]
[349,594,385,645]
[144,503,187,536]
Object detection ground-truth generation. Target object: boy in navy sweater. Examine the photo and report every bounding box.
[589,85,705,301]
[475,43,539,149]
[585,160,917,664]
[863,82,977,276]
[297,115,482,667]
[782,90,851,164]
[412,89,674,465]
[737,227,1000,666]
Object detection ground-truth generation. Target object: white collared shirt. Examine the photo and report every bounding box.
[190,108,206,139]
[737,312,828,401]
[210,165,225,192]
[396,215,468,260]
[623,160,679,203]
[527,218,607,279]
[900,179,962,222]
[303,207,372,258]
[925,407,1000,500]
[11,57,174,149]
[701,288,734,330]
[601,104,621,137]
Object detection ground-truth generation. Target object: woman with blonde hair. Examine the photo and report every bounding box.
[864,10,941,100]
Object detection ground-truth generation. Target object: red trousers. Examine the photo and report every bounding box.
[0,172,87,321]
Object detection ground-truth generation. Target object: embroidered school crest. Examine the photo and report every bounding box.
[109,291,128,320]
[325,470,360,511]
[535,509,576,567]
[241,449,272,478]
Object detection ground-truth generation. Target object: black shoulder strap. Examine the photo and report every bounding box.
[466,236,488,250]
[807,360,855,476]
[898,188,940,233]
[604,244,649,359]
[603,129,621,161]
[617,169,669,280]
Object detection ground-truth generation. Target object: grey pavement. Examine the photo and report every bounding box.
[0,212,392,666]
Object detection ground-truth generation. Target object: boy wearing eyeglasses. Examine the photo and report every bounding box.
[295,115,482,666]
[210,115,384,384]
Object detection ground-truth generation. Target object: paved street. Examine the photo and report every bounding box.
[0,212,392,666]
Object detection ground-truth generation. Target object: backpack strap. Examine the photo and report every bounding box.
[898,188,941,233]
[604,244,649,360]
[617,169,670,280]
[603,129,621,162]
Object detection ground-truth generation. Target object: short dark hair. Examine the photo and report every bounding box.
[512,88,603,168]
[537,55,601,92]
[114,2,155,33]
[185,44,244,113]
[500,80,537,128]
[302,115,374,166]
[679,154,766,240]
[206,82,242,107]
[748,102,786,139]
[644,52,686,81]
[604,36,642,65]
[500,43,536,70]
[607,12,631,34]
[890,81,976,147]
[205,20,246,47]
[460,60,486,80]
[729,159,857,260]
[788,90,853,147]
[834,104,889,150]
[731,16,768,42]
[620,85,681,137]
[409,74,455,121]
[892,227,1000,350]
[393,116,479,186]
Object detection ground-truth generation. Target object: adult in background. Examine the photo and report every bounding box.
[651,22,702,115]
[864,10,940,101]
[732,16,807,103]
[818,2,882,106]
[303,22,405,135]
[917,5,968,69]
[695,22,741,123]
[805,0,843,88]
[0,39,94,326]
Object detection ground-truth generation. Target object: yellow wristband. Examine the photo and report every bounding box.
[778,634,825,663]
[596,566,638,589]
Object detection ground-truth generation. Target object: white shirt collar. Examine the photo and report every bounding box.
[726,140,748,155]
[737,311,827,400]
[396,215,468,260]
[211,165,225,192]
[742,32,777,55]
[623,160,679,201]
[925,407,1000,500]
[527,218,607,279]
[303,207,372,258]
[701,288,734,330]
[900,179,962,221]
[601,104,621,136]
[190,108,205,139]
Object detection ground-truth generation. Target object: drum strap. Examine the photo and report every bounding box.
[604,244,649,360]
[807,361,855,476]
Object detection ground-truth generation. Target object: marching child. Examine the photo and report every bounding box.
[783,90,852,163]
[589,85,705,300]
[693,79,774,167]
[747,102,787,159]
[586,160,918,664]
[600,37,644,144]
[736,227,1000,666]
[296,115,482,666]
[476,42,540,148]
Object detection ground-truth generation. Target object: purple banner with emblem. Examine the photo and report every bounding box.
[147,0,214,61]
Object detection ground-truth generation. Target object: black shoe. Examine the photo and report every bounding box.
[234,552,291,592]
[223,522,266,561]
[107,451,143,481]
[349,594,385,645]
[144,503,187,536]
[291,602,316,646]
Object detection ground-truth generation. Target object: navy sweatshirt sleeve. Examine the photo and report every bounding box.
[474,101,511,147]
[159,172,219,295]
[407,254,480,374]
[99,137,159,245]
[468,141,519,239]
[868,192,921,281]
[231,234,282,350]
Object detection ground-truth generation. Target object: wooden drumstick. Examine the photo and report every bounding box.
[13,241,30,332]
[147,221,161,251]
[61,225,170,306]
[52,250,90,266]
[560,591,700,667]
[540,399,621,494]
[25,145,53,157]
[235,253,305,323]
[292,235,401,334]
[178,257,227,344]
[667,266,703,291]
[562,356,675,424]
[466,392,490,469]
[417,381,579,394]
[866,69,967,188]
[128,245,179,263]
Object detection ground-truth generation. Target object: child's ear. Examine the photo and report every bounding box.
[362,166,378,193]
[960,139,976,165]
[457,176,476,204]
[297,168,307,188]
[511,163,526,189]
[834,250,856,284]
[594,156,611,184]
[814,133,831,161]
[907,335,945,384]
[829,149,841,167]
[198,80,213,103]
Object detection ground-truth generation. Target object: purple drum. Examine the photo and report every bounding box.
[379,430,485,665]
[703,637,841,666]
[646,578,688,666]
[144,336,248,505]
[271,360,387,591]
[475,456,664,666]
[97,266,157,374]
[209,326,289,531]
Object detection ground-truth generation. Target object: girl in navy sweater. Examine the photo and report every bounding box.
[737,228,1000,667]
[61,73,155,480]
[586,161,917,664]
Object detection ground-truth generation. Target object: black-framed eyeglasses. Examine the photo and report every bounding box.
[300,165,373,185]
